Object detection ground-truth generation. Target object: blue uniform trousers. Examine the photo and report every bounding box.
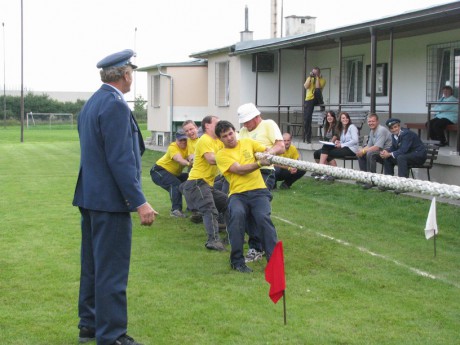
[150,165,188,212]
[228,189,278,266]
[78,208,132,345]
[383,152,426,177]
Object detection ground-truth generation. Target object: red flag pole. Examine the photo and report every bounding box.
[283,291,287,325]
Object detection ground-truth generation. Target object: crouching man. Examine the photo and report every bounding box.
[215,120,279,273]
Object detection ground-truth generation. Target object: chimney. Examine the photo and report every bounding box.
[240,5,253,41]
[271,0,277,38]
[284,15,316,36]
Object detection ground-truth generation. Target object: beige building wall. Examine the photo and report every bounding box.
[146,65,208,138]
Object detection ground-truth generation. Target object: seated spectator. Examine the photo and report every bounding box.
[274,132,306,189]
[429,85,458,146]
[150,131,191,218]
[312,110,339,177]
[379,118,427,181]
[356,113,392,189]
[215,120,278,273]
[317,112,359,181]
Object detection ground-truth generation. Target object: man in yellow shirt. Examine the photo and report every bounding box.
[150,131,191,218]
[303,67,326,143]
[275,132,306,189]
[180,116,227,251]
[237,103,284,263]
[215,120,278,273]
[181,120,200,164]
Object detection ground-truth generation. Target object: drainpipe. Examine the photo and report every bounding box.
[158,66,174,143]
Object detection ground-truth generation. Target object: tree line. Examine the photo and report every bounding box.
[1,93,147,125]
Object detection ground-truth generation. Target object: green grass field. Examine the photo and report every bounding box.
[0,126,459,344]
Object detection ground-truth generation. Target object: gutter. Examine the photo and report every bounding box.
[158,66,174,142]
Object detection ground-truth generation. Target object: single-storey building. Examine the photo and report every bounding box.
[138,1,460,185]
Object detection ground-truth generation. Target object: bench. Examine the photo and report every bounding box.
[282,110,368,140]
[408,143,439,181]
[336,136,366,169]
[405,122,458,145]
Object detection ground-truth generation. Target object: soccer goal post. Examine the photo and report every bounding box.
[26,112,74,129]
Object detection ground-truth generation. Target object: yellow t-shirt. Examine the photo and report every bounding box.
[305,76,326,101]
[187,137,199,156]
[188,133,223,186]
[238,119,283,170]
[216,138,267,196]
[280,144,300,160]
[156,142,188,176]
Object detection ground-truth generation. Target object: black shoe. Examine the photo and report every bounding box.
[279,182,290,190]
[231,263,253,273]
[205,239,226,251]
[78,327,95,343]
[112,334,143,345]
[189,212,203,223]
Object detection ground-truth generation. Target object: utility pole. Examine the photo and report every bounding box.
[2,22,6,128]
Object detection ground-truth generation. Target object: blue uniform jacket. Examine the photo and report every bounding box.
[389,128,427,159]
[73,84,146,212]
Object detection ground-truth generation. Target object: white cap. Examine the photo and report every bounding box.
[237,103,261,123]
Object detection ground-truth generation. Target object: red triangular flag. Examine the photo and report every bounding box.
[265,241,286,304]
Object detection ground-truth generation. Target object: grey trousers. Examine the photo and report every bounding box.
[181,179,227,241]
[358,150,384,173]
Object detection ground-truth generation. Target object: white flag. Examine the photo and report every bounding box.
[424,197,438,240]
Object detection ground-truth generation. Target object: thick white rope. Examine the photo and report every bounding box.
[256,153,460,200]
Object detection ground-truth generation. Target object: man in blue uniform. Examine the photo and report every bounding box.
[379,118,427,178]
[73,49,158,345]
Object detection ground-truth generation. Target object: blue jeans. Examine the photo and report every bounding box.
[275,166,306,187]
[150,165,188,212]
[228,189,278,266]
[247,169,275,252]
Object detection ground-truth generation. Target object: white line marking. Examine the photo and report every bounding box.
[273,215,460,289]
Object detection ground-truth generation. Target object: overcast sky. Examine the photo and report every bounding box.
[0,0,452,100]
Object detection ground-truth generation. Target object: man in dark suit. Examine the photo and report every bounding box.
[73,49,157,345]
[379,118,427,178]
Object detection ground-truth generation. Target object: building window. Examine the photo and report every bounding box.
[427,42,460,100]
[341,56,363,103]
[215,61,229,107]
[151,75,160,108]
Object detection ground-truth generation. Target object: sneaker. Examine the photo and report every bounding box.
[170,209,186,218]
[311,172,321,177]
[112,334,143,345]
[205,239,226,251]
[314,174,323,180]
[189,212,203,223]
[231,263,253,273]
[279,182,290,190]
[78,327,95,343]
[244,248,264,263]
[321,175,335,182]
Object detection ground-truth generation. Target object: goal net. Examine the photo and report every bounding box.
[26,112,74,129]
